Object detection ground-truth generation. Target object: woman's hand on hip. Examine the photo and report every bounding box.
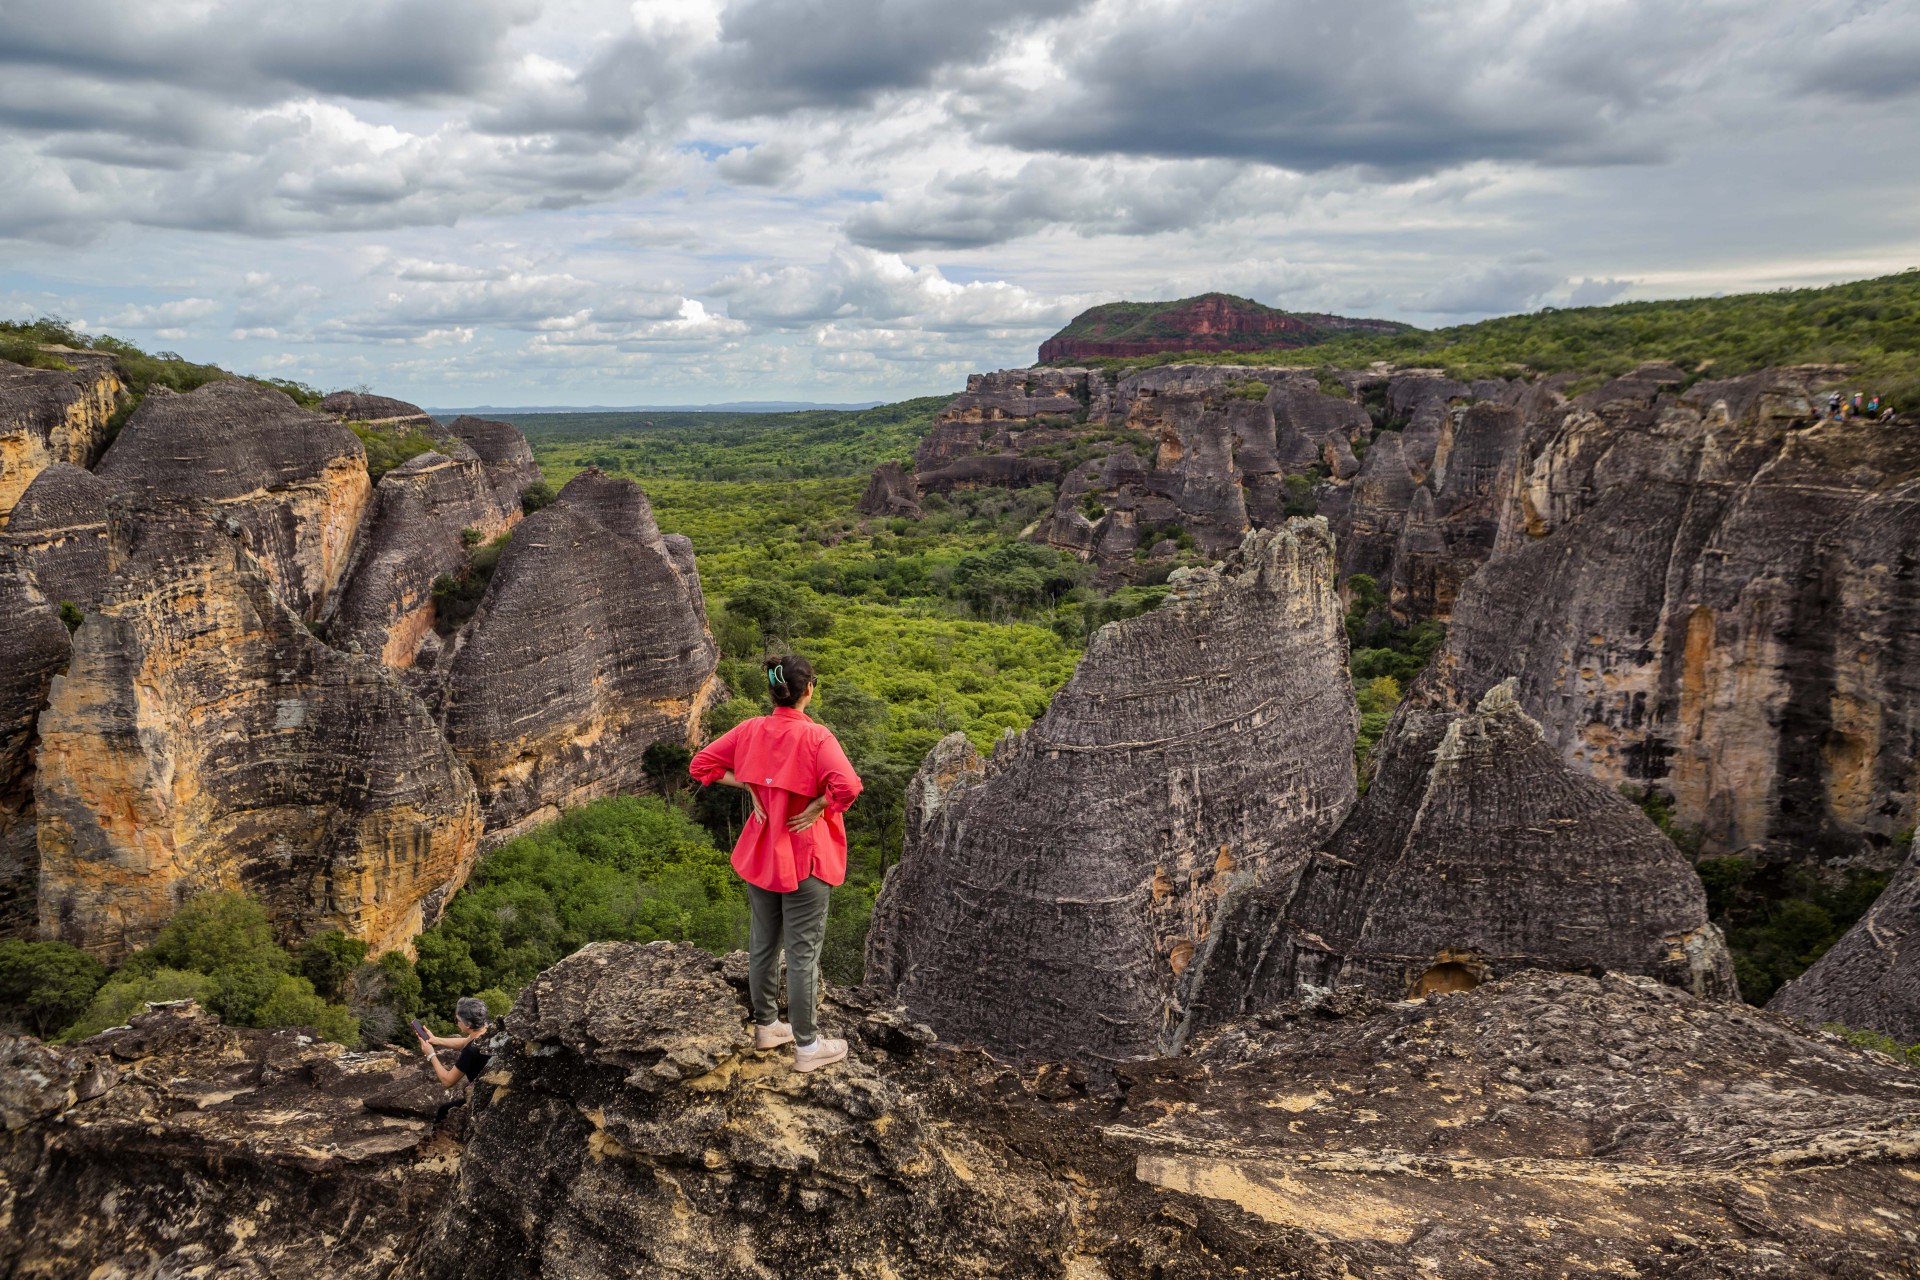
[787,796,828,833]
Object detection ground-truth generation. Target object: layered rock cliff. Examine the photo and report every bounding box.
[865,522,1357,1069]
[0,554,65,937]
[1438,367,1920,862]
[34,512,482,960]
[8,946,1915,1279]
[95,380,371,620]
[1200,678,1736,1019]
[435,468,721,843]
[1769,831,1920,1040]
[325,444,520,666]
[1038,293,1407,364]
[5,461,113,610]
[444,414,546,511]
[887,359,1919,866]
[320,390,435,430]
[0,350,123,525]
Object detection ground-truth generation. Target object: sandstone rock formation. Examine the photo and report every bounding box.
[0,350,123,525]
[6,948,1915,1278]
[4,461,113,610]
[0,554,65,937]
[320,389,435,429]
[857,460,922,518]
[444,414,545,511]
[34,512,481,960]
[1038,293,1406,363]
[1439,367,1920,861]
[866,522,1357,1069]
[95,380,370,619]
[435,469,720,843]
[1205,679,1736,1018]
[0,1001,451,1278]
[326,445,520,666]
[1769,831,1920,1040]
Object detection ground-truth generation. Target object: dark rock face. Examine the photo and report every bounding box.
[326,447,520,666]
[1769,832,1920,1039]
[443,414,545,511]
[0,1001,451,1279]
[34,513,481,960]
[866,523,1357,1070]
[320,389,435,429]
[95,380,371,619]
[1205,679,1735,1018]
[0,350,123,524]
[1440,369,1920,861]
[857,461,923,518]
[436,469,720,843]
[419,941,1335,1280]
[1385,401,1528,618]
[5,461,114,610]
[0,554,66,938]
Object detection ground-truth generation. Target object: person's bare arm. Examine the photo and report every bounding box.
[416,1034,464,1087]
[787,795,829,833]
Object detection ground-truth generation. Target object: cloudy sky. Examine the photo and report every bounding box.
[1,0,1915,406]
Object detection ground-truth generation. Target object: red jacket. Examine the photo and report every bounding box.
[688,707,863,892]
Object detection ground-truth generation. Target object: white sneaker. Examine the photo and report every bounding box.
[754,1021,794,1050]
[792,1036,848,1073]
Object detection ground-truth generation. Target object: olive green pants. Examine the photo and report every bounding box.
[746,876,832,1046]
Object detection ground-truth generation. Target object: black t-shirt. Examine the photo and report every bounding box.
[453,1038,489,1083]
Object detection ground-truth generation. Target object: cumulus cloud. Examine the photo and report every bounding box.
[715,141,803,187]
[712,246,1080,332]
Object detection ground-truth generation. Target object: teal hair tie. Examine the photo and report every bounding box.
[768,664,784,687]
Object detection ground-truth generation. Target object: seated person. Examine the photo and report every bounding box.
[414,996,493,1123]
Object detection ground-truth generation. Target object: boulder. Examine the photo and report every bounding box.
[0,1001,450,1279]
[319,390,435,430]
[435,469,721,843]
[33,511,481,960]
[95,380,371,619]
[857,461,922,519]
[1204,678,1736,1017]
[326,447,520,666]
[443,414,544,511]
[0,350,123,525]
[1769,831,1920,1040]
[865,522,1357,1070]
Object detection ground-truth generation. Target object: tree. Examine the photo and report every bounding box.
[0,941,107,1038]
[642,740,693,797]
[299,930,368,1002]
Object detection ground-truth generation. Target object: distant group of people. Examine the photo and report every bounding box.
[1827,389,1897,422]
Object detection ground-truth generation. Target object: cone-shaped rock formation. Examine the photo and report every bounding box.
[436,469,720,842]
[95,380,370,619]
[1769,831,1920,1040]
[5,462,114,610]
[319,390,434,429]
[0,553,66,936]
[326,446,520,665]
[443,414,545,511]
[33,512,481,960]
[865,520,1357,1069]
[1213,678,1736,1013]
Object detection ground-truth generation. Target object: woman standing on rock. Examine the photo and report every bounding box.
[690,654,862,1072]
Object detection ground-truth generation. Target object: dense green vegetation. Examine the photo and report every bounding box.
[1821,1023,1920,1066]
[0,894,362,1045]
[1068,270,1920,408]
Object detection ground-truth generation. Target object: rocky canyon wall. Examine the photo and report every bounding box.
[0,351,123,526]
[865,521,1357,1070]
[0,373,718,957]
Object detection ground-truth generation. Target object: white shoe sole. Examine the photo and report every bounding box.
[792,1044,847,1073]
[754,1025,794,1050]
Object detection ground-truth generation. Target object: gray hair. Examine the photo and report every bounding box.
[455,997,490,1029]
